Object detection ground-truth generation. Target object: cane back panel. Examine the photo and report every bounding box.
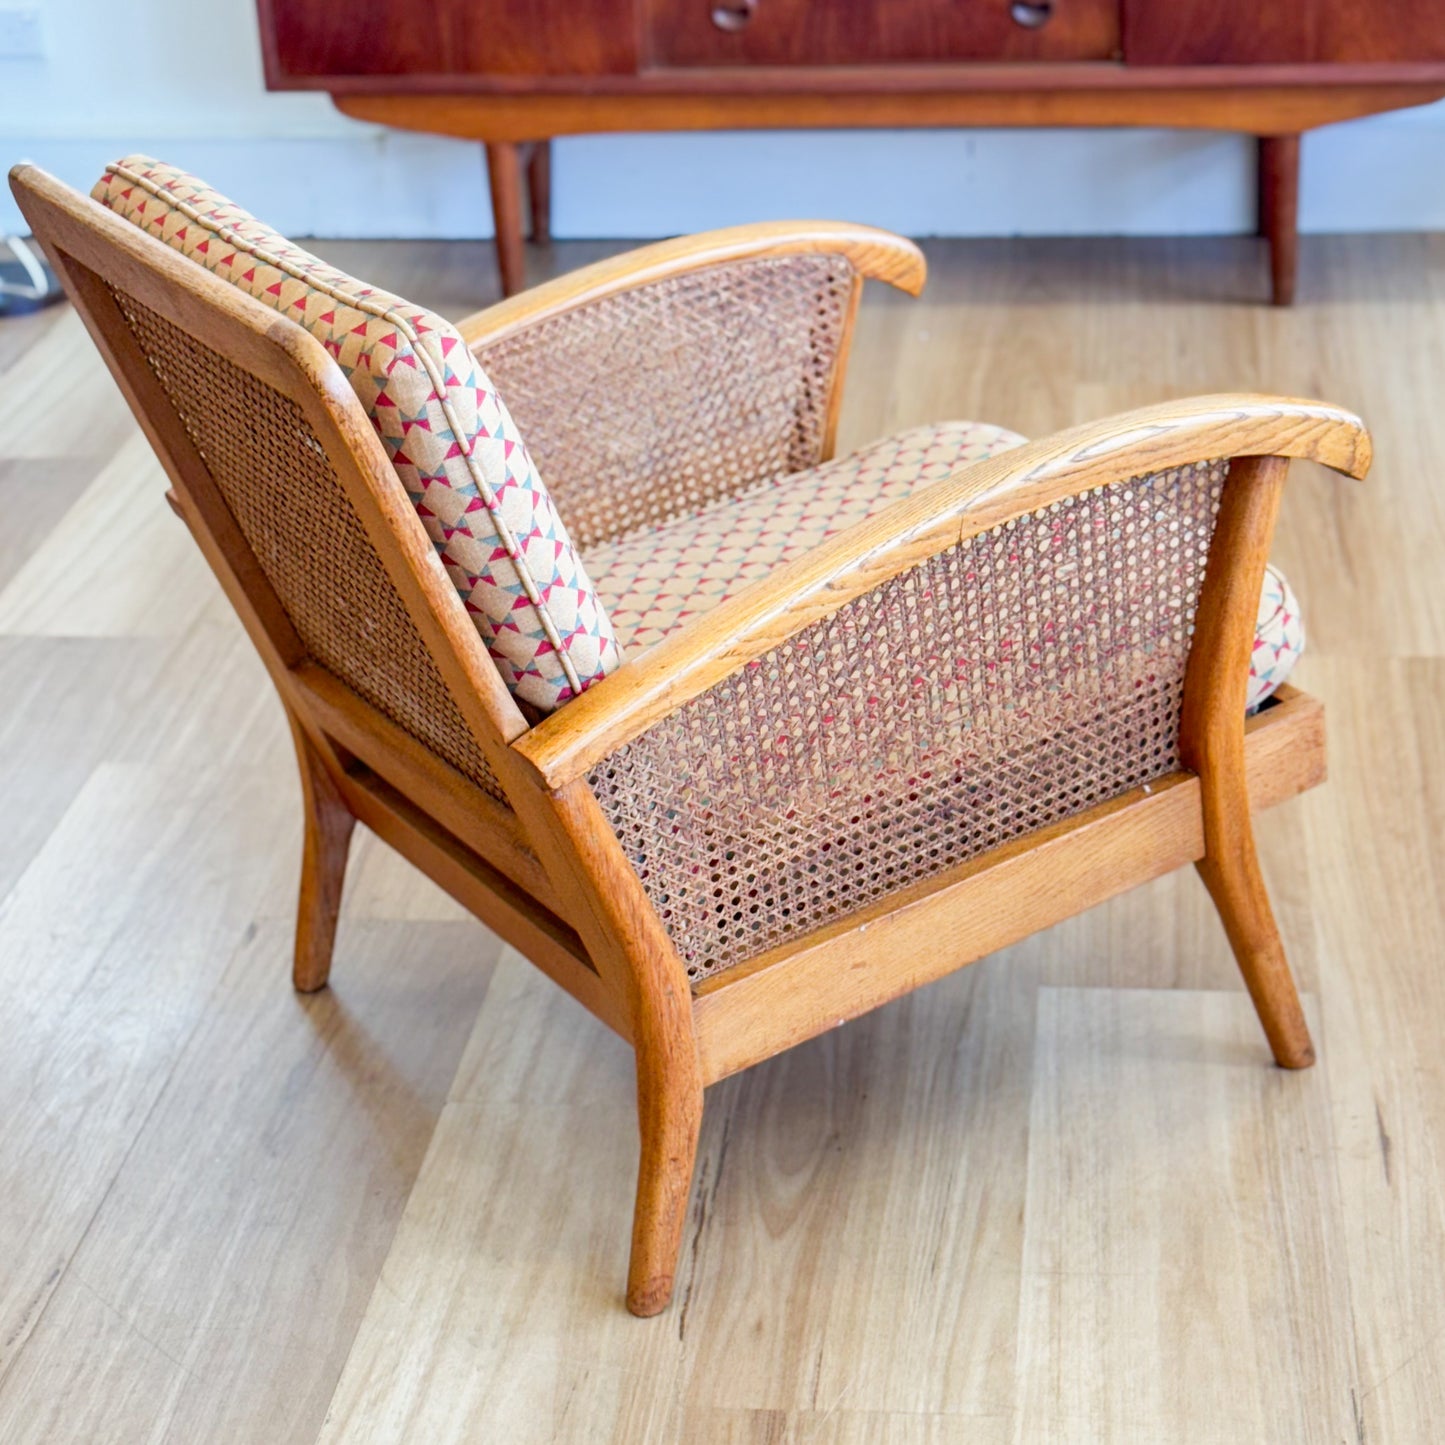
[106,281,508,803]
[473,254,857,552]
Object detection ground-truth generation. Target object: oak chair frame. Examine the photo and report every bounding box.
[13,163,1370,1316]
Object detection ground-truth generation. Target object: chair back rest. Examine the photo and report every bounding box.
[10,161,564,808]
[472,250,859,552]
[89,155,618,714]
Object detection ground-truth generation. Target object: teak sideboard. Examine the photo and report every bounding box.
[255,2,1445,299]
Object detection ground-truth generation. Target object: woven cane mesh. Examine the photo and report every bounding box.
[590,460,1228,982]
[474,254,856,552]
[109,287,508,804]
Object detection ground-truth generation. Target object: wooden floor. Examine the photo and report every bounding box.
[1,232,1443,1444]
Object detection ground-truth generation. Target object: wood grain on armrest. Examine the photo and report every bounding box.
[453,220,926,350]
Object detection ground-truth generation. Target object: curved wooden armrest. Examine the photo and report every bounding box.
[513,393,1370,790]
[453,220,926,350]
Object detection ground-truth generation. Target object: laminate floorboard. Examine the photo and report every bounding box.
[1,231,1441,1443]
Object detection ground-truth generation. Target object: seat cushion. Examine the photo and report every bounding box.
[588,421,1025,650]
[587,421,1305,706]
[93,154,618,713]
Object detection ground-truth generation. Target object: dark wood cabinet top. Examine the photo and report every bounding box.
[259,0,1445,87]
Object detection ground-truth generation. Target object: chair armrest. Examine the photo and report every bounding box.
[514,393,1370,790]
[454,221,925,350]
[454,222,925,552]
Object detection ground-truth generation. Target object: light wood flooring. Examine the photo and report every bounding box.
[1,233,1442,1444]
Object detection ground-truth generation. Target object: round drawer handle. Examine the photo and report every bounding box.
[1010,0,1054,27]
[711,0,757,32]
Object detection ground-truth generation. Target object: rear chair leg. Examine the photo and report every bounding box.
[290,722,356,993]
[627,1047,704,1316]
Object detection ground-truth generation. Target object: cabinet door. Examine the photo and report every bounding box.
[1123,0,1445,64]
[265,0,639,82]
[647,0,1121,68]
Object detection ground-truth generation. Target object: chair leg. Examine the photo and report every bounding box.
[626,1049,704,1317]
[1196,838,1314,1070]
[291,723,356,994]
[1180,455,1311,1068]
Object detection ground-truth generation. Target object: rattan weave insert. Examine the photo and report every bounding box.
[474,254,856,552]
[590,460,1228,982]
[110,287,508,804]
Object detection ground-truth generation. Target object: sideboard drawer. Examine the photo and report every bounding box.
[1123,0,1445,64]
[646,0,1120,67]
[267,0,640,80]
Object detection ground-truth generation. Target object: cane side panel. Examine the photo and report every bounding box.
[590,460,1229,981]
[473,254,857,552]
[110,286,508,804]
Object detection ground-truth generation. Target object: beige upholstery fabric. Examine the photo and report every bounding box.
[588,421,1026,651]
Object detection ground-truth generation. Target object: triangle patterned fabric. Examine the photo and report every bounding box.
[93,154,621,713]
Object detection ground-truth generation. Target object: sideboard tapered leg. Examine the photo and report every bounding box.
[485,140,527,297]
[1258,134,1301,307]
[527,139,552,244]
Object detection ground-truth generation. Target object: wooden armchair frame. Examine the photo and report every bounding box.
[13,163,1369,1317]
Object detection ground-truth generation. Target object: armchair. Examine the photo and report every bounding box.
[10,157,1368,1318]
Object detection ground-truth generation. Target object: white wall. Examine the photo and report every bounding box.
[4,0,1444,239]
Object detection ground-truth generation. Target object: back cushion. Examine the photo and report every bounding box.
[92,154,620,713]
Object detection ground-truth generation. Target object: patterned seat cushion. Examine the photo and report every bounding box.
[588,422,1025,650]
[587,421,1305,707]
[93,155,618,713]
